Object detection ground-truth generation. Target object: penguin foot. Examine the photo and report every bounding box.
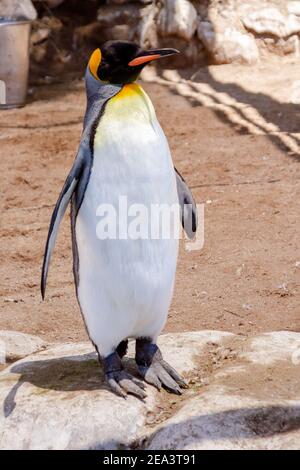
[135,339,188,395]
[103,351,147,399]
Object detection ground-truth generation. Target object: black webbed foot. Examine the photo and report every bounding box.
[135,338,188,394]
[103,351,146,399]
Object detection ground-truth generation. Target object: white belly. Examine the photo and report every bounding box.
[75,84,179,357]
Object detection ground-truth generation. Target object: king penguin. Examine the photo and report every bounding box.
[41,41,197,398]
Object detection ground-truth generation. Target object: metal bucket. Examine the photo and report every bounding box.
[0,18,31,109]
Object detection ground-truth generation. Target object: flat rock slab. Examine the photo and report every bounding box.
[0,330,47,363]
[0,331,299,449]
[0,331,228,450]
[0,342,155,450]
[146,391,300,450]
[144,332,300,450]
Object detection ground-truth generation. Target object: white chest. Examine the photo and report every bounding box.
[74,84,179,353]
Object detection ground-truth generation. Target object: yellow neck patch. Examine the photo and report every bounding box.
[113,83,144,100]
[89,48,102,80]
[104,83,155,123]
[94,82,156,147]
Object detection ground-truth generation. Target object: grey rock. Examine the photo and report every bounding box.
[197,22,259,65]
[0,331,229,450]
[288,1,300,16]
[97,4,143,27]
[0,342,156,449]
[144,331,300,450]
[157,0,197,41]
[0,0,37,20]
[138,2,159,47]
[0,330,47,363]
[240,331,300,365]
[146,391,300,450]
[1,330,299,450]
[96,3,148,43]
[241,7,300,38]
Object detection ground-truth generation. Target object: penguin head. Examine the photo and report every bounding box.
[88,40,179,85]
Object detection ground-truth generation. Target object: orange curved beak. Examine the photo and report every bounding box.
[128,48,179,67]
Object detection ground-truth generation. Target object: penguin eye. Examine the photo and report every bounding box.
[89,48,102,80]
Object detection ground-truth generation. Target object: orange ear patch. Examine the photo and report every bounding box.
[89,48,102,80]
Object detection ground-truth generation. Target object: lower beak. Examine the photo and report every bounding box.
[128,48,180,67]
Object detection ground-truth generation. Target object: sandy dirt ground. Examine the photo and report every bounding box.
[0,61,299,343]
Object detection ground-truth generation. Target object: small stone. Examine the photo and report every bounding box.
[242,303,252,311]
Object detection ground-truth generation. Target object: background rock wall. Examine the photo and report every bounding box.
[95,0,300,65]
[24,0,300,80]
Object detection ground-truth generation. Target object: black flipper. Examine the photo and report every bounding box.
[41,155,84,299]
[41,83,122,300]
[175,167,197,239]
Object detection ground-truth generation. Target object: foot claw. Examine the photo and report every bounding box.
[106,370,147,399]
[104,351,147,399]
[156,364,182,394]
[106,375,127,398]
[119,371,147,399]
[138,365,162,391]
[131,376,147,390]
[161,360,189,388]
[136,340,187,395]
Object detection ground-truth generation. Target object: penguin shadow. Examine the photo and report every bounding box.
[3,353,139,418]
